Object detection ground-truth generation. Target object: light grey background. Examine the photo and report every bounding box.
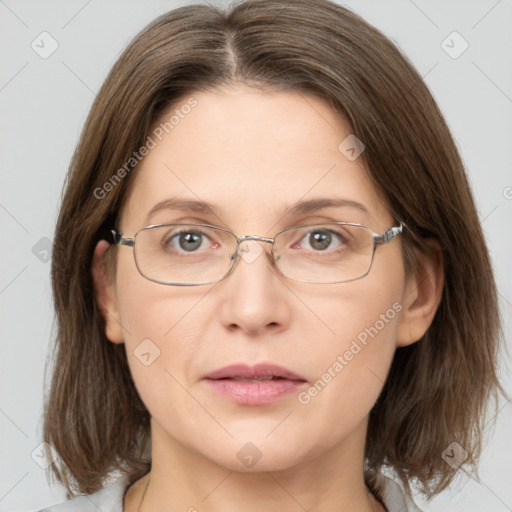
[1,0,511,511]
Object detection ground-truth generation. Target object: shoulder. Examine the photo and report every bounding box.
[35,473,131,512]
[375,469,423,512]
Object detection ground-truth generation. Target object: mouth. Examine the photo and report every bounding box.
[224,376,286,382]
[204,363,308,405]
[205,363,306,381]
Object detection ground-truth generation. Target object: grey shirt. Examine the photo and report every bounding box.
[36,471,423,512]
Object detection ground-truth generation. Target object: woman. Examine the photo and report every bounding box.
[38,0,502,511]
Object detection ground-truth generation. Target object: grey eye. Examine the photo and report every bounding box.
[164,230,208,252]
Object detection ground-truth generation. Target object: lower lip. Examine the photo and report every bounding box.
[205,378,307,405]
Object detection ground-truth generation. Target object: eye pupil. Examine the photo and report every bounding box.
[310,231,331,250]
[180,232,202,251]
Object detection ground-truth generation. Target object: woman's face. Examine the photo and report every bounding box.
[103,84,413,473]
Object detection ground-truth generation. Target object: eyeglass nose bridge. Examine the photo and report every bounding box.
[230,234,276,262]
[238,235,275,244]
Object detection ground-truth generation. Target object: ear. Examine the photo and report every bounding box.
[91,240,124,344]
[396,239,444,347]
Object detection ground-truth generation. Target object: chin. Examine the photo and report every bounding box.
[195,434,319,473]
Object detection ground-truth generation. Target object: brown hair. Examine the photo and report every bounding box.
[44,0,503,499]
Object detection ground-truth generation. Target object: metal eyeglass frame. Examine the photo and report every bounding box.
[111,221,405,286]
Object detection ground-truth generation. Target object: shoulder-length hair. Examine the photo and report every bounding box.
[44,0,502,499]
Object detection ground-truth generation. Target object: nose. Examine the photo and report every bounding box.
[217,239,291,336]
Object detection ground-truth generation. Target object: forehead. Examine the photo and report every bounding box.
[119,85,391,232]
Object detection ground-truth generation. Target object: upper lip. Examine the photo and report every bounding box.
[204,363,307,381]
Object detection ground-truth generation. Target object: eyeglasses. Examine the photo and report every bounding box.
[111,222,404,286]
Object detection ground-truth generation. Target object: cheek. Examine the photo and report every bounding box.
[295,255,405,428]
[291,298,400,457]
[113,255,202,399]
[114,248,202,341]
[113,275,225,459]
[115,286,205,441]
[301,295,401,403]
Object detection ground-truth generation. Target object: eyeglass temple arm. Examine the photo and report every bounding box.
[111,230,134,247]
[373,222,404,246]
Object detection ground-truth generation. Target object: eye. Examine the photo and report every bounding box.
[163,229,213,253]
[294,228,348,252]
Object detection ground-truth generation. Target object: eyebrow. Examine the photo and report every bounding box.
[145,197,370,225]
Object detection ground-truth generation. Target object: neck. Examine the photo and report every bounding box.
[125,419,385,512]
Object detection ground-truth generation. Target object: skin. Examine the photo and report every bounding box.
[92,84,443,512]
